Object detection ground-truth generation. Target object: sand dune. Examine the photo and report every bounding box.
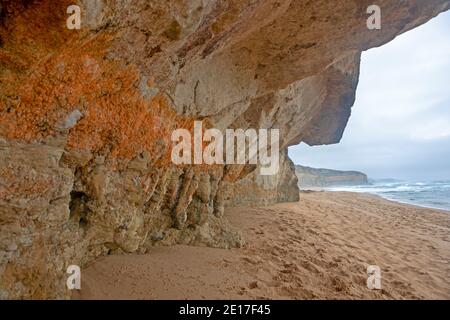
[75,192,450,300]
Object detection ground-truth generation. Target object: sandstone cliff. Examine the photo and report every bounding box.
[295,165,368,189]
[0,0,449,299]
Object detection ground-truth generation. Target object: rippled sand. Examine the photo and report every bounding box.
[75,192,450,300]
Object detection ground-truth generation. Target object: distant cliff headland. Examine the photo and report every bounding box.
[295,165,368,189]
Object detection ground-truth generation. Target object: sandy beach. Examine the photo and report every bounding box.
[75,192,450,300]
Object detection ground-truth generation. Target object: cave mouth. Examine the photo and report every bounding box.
[289,9,450,184]
[288,10,450,211]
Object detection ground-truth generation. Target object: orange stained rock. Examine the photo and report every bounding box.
[0,0,196,168]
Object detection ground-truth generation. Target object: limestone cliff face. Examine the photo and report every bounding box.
[0,0,449,299]
[296,165,368,189]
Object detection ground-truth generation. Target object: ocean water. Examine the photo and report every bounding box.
[328,180,450,212]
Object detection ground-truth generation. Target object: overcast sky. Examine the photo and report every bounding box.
[289,10,450,181]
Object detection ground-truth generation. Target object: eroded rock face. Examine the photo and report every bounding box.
[0,0,449,299]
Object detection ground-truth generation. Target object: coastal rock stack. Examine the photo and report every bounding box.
[1,0,449,299]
